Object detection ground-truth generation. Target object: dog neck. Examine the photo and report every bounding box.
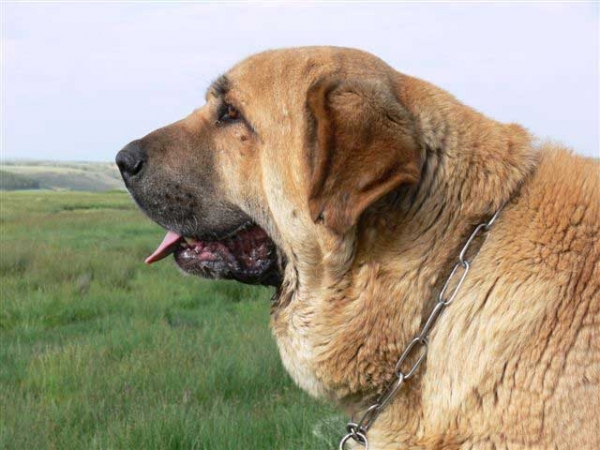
[270,76,538,422]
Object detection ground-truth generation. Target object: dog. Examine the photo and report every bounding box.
[116,47,599,449]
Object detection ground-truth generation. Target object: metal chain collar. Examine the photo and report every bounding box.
[339,203,506,450]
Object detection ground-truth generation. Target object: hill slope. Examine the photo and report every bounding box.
[0,161,125,191]
[0,171,41,190]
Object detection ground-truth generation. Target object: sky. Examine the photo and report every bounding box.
[1,1,598,162]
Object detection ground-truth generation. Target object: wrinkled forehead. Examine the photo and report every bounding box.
[224,47,393,103]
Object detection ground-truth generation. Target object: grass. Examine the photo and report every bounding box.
[0,191,341,450]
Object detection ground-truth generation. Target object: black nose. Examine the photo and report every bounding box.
[116,141,147,181]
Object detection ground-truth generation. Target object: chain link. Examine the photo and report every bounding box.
[438,260,470,306]
[395,337,428,379]
[339,203,506,449]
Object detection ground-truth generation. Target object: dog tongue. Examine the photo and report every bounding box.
[145,231,183,265]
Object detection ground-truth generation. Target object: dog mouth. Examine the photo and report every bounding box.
[145,223,282,287]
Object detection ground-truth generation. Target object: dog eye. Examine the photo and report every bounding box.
[217,103,242,124]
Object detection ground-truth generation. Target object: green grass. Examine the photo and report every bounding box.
[0,191,341,450]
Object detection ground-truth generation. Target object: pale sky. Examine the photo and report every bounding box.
[1,2,598,161]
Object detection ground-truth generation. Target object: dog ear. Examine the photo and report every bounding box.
[306,77,422,235]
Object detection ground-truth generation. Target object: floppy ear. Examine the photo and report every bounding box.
[306,77,422,235]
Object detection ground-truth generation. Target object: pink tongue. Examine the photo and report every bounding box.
[145,231,183,265]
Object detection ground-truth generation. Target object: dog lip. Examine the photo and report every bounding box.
[204,220,256,241]
[175,220,256,244]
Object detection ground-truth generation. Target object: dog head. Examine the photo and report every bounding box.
[116,47,422,289]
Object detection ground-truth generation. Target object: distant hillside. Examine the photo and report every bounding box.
[0,171,41,190]
[0,161,125,192]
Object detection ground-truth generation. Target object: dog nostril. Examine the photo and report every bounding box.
[116,141,147,180]
[131,159,144,176]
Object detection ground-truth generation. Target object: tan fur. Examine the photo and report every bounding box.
[154,47,600,448]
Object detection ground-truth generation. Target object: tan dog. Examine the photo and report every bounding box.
[116,47,599,449]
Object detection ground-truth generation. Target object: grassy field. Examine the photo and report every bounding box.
[0,191,340,450]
